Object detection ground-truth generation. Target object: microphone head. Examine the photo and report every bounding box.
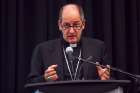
[66,46,73,54]
[65,46,74,61]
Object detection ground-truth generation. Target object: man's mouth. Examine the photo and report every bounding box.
[68,35,76,37]
[68,35,76,39]
[67,35,77,43]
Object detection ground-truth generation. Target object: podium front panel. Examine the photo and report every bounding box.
[25,80,131,93]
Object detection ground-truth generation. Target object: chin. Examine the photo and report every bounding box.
[68,40,78,44]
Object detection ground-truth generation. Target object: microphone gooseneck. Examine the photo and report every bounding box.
[76,56,140,82]
[65,47,140,83]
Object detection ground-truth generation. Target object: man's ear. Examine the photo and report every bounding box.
[58,20,62,31]
[82,20,86,30]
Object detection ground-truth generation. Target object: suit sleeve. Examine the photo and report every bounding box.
[101,42,112,65]
[101,42,115,79]
[27,44,46,83]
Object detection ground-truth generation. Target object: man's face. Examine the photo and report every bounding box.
[58,5,85,44]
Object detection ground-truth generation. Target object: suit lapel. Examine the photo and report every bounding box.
[51,39,64,80]
[81,38,98,79]
[82,38,93,59]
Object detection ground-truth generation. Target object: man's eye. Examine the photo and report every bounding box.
[74,23,81,26]
[74,25,81,27]
[75,25,80,27]
[63,24,70,27]
[63,23,70,25]
[64,25,70,28]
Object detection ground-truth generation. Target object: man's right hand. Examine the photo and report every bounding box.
[44,64,58,81]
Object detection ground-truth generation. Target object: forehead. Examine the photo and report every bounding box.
[61,5,81,22]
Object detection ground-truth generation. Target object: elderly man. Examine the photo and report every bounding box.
[28,3,111,83]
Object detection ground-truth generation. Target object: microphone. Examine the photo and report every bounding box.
[64,50,140,84]
[65,46,75,79]
[65,46,74,62]
[76,56,140,82]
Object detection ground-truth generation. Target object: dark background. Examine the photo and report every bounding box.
[1,0,140,93]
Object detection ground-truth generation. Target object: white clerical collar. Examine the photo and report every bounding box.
[70,43,77,48]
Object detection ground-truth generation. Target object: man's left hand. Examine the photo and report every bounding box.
[96,63,110,80]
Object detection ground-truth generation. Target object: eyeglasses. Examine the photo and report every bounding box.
[61,23,83,30]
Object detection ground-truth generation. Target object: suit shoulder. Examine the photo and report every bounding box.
[35,39,61,49]
[83,37,105,45]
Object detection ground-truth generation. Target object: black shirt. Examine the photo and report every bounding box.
[62,39,83,80]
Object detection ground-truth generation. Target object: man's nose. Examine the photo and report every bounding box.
[69,27,75,33]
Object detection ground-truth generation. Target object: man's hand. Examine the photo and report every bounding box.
[96,63,110,80]
[44,64,58,81]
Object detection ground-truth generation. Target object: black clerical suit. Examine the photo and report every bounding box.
[28,37,112,83]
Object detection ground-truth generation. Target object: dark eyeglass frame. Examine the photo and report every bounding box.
[61,22,83,30]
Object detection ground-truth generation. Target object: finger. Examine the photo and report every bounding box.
[103,65,110,76]
[99,68,109,76]
[44,70,57,78]
[101,74,110,80]
[96,66,103,72]
[45,68,55,73]
[49,74,59,80]
[48,64,58,69]
[45,74,58,81]
[102,72,109,78]
[96,63,103,71]
[101,76,109,80]
[97,64,110,80]
[105,69,110,76]
[44,71,58,80]
[97,67,106,77]
[47,71,57,76]
[45,64,58,73]
[100,69,110,80]
[98,68,109,79]
[44,65,58,80]
[98,65,110,75]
